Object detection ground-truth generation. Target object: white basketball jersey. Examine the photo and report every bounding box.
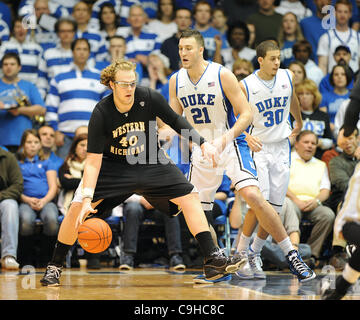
[242,68,293,143]
[176,62,241,142]
[327,29,359,73]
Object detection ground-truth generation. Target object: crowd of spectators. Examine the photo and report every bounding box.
[0,0,359,272]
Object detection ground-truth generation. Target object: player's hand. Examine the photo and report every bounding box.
[201,141,220,167]
[245,134,262,152]
[76,198,97,229]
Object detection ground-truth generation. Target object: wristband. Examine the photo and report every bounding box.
[82,187,94,200]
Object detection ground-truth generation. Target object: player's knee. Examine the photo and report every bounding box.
[239,187,265,209]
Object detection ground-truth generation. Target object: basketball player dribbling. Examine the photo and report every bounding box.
[40,59,243,286]
[169,29,315,283]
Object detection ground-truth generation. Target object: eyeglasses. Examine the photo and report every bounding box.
[113,81,137,88]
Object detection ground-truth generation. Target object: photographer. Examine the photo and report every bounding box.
[0,52,45,153]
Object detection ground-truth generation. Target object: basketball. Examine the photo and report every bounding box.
[78,218,112,253]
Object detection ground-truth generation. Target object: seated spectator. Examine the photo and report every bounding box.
[193,0,225,64]
[38,124,64,173]
[326,126,360,270]
[221,21,256,71]
[261,197,312,270]
[0,147,23,270]
[286,130,335,264]
[57,133,87,216]
[37,18,76,99]
[246,0,283,47]
[278,12,304,67]
[294,79,334,159]
[45,38,108,159]
[319,45,355,96]
[211,7,229,48]
[97,2,121,48]
[119,195,186,271]
[0,16,43,85]
[72,1,107,62]
[292,39,324,85]
[232,58,254,81]
[30,0,66,51]
[0,52,45,153]
[95,35,143,84]
[288,60,307,86]
[274,0,312,21]
[146,0,177,43]
[147,51,171,92]
[320,64,352,132]
[299,0,329,64]
[160,7,193,73]
[317,0,359,75]
[116,4,161,79]
[17,129,59,267]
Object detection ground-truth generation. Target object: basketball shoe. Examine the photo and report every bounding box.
[203,248,243,280]
[286,250,316,282]
[232,251,254,279]
[40,264,62,286]
[321,276,349,300]
[248,249,266,279]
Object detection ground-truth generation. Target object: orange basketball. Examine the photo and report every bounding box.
[78,218,112,253]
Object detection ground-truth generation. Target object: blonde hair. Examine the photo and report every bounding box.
[277,12,304,48]
[232,58,254,74]
[295,79,322,110]
[100,59,137,88]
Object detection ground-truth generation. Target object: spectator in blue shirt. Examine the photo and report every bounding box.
[17,129,59,266]
[38,125,64,174]
[320,64,352,132]
[193,0,225,64]
[0,52,45,153]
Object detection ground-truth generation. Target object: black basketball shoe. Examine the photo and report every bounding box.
[40,264,62,286]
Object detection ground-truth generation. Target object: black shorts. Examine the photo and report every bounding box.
[93,159,194,218]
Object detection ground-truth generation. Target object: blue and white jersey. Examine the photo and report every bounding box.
[18,0,69,18]
[139,0,158,20]
[124,31,161,59]
[89,0,139,29]
[45,64,109,137]
[0,19,9,44]
[37,44,74,99]
[0,37,42,84]
[176,61,243,142]
[242,68,293,143]
[75,28,108,62]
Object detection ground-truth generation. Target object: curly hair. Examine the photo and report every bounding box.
[100,59,137,88]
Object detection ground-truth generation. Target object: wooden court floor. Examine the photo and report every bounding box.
[1,266,360,301]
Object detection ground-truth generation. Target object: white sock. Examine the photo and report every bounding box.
[250,235,266,254]
[343,264,360,284]
[237,233,251,253]
[278,237,294,256]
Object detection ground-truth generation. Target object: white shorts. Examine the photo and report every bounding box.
[334,163,360,238]
[252,139,291,213]
[189,139,258,211]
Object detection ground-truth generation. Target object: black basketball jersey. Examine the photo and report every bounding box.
[87,86,191,165]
